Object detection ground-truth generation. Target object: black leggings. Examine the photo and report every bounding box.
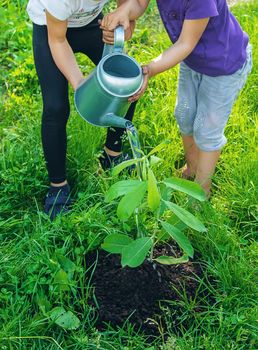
[33,16,136,183]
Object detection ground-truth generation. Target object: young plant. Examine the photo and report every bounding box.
[101,142,207,268]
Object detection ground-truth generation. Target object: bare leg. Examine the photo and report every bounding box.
[51,180,68,187]
[104,146,122,157]
[182,135,199,178]
[181,135,221,196]
[195,150,221,197]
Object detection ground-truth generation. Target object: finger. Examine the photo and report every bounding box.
[103,37,114,44]
[102,29,115,44]
[142,66,150,75]
[100,17,107,28]
[128,91,142,102]
[124,28,132,41]
[103,29,114,35]
[103,31,114,40]
[105,18,119,31]
[129,95,140,103]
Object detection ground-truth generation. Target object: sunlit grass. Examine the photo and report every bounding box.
[0,1,257,349]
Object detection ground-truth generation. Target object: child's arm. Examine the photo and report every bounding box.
[129,18,209,102]
[101,0,150,31]
[147,18,209,77]
[46,11,84,91]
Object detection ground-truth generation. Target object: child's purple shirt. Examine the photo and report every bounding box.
[156,0,249,76]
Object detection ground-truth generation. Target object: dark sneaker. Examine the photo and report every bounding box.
[98,149,133,172]
[44,184,71,221]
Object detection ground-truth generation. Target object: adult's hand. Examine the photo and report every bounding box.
[128,65,150,102]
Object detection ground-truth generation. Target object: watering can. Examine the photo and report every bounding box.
[74,26,143,129]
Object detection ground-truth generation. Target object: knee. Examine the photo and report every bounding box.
[43,102,70,126]
[193,124,227,151]
[174,100,194,135]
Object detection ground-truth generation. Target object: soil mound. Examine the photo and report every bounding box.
[86,245,203,336]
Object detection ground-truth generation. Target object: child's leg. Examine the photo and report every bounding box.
[182,135,199,178]
[193,45,252,196]
[195,150,220,196]
[33,24,70,186]
[182,134,220,196]
[174,62,201,176]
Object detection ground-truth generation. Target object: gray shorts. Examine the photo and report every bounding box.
[174,44,253,151]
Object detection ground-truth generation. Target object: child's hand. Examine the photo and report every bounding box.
[99,20,135,44]
[128,66,150,102]
[101,7,130,32]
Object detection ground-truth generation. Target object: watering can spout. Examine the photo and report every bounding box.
[101,113,132,129]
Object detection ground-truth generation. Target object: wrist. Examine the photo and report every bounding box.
[73,76,84,91]
[146,63,156,78]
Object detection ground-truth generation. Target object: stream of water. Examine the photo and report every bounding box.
[125,121,142,179]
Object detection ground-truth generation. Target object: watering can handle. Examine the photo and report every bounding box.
[102,26,125,57]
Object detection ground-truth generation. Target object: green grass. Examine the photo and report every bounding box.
[0,0,257,349]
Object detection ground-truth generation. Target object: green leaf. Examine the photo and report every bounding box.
[101,234,133,254]
[53,269,69,291]
[117,182,147,221]
[154,254,189,265]
[37,290,52,315]
[147,140,170,157]
[157,214,187,241]
[167,214,187,231]
[56,254,76,280]
[164,177,206,201]
[161,221,194,258]
[105,180,144,202]
[150,155,163,166]
[158,183,171,217]
[112,158,143,176]
[50,307,80,330]
[148,169,161,211]
[121,237,153,268]
[164,201,207,232]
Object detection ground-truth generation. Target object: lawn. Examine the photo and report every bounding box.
[0,1,257,349]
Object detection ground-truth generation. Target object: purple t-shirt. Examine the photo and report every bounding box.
[156,0,249,76]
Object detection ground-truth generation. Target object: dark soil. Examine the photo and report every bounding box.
[85,243,204,336]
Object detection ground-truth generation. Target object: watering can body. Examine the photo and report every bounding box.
[74,26,143,129]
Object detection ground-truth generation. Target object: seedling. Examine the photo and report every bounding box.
[102,142,207,268]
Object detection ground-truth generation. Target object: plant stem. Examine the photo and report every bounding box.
[135,208,142,238]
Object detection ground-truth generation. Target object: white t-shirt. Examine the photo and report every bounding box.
[27,0,109,27]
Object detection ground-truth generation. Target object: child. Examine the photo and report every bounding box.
[26,0,136,220]
[101,0,252,197]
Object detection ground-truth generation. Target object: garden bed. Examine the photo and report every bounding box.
[86,243,203,336]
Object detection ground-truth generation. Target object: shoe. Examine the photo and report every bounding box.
[44,184,71,221]
[98,149,133,172]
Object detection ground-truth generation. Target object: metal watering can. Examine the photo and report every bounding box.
[74,26,143,129]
